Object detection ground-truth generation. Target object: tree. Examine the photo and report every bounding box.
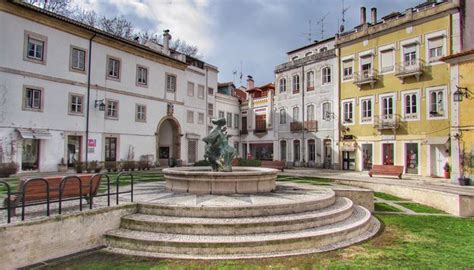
[24,0,71,15]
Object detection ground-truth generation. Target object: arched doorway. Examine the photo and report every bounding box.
[156,116,181,167]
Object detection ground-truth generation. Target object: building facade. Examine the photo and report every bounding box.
[336,1,461,177]
[274,38,340,168]
[216,82,242,157]
[0,1,219,172]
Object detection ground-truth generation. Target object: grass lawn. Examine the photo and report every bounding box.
[277,175,333,186]
[374,202,403,212]
[374,192,406,201]
[36,214,474,269]
[398,202,447,214]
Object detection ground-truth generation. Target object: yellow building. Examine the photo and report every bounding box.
[336,1,461,178]
[442,49,474,184]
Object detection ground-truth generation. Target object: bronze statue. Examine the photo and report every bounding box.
[203,118,236,172]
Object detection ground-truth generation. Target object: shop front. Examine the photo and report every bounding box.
[16,128,52,172]
[340,141,356,170]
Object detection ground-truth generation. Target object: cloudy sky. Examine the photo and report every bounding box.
[74,0,420,86]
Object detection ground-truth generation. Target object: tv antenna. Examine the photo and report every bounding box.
[316,12,330,40]
[339,0,350,33]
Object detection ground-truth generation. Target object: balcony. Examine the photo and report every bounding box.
[374,115,400,131]
[353,69,377,88]
[290,122,303,132]
[275,49,336,73]
[395,61,423,83]
[290,120,318,132]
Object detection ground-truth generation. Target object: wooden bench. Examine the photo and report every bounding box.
[369,165,404,179]
[4,174,102,215]
[261,160,285,172]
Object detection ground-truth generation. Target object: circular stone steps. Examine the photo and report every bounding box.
[104,185,380,259]
[120,197,354,235]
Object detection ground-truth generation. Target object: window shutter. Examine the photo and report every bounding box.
[360,55,371,65]
[429,37,443,49]
[404,44,416,53]
[343,60,352,69]
[380,50,394,70]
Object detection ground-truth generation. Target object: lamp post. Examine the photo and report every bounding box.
[453,86,471,102]
[95,99,106,111]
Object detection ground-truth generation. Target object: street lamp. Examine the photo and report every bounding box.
[95,99,106,111]
[453,86,472,102]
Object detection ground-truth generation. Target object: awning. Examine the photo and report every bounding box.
[339,141,357,152]
[422,136,449,145]
[17,128,52,139]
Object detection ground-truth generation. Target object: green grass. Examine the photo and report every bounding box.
[374,202,403,212]
[374,192,406,201]
[277,175,333,186]
[35,215,474,269]
[398,202,447,214]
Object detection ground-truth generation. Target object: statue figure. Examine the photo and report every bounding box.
[203,118,236,172]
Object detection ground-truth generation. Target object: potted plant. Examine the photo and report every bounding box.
[75,161,83,174]
[443,162,450,179]
[0,162,18,178]
[458,149,471,186]
[94,161,102,173]
[57,158,68,172]
[105,161,116,172]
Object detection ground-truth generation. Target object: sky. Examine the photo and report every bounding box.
[73,0,421,86]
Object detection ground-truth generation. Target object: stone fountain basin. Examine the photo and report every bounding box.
[163,166,278,194]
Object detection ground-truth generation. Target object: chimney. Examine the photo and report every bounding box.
[163,29,172,54]
[371,8,377,24]
[360,7,367,25]
[247,75,255,89]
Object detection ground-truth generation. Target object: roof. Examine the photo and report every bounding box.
[287,36,335,54]
[218,82,235,88]
[6,0,187,67]
[440,49,474,62]
[246,83,275,93]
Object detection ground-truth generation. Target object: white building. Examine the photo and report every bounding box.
[216,82,242,157]
[0,1,219,172]
[274,37,340,168]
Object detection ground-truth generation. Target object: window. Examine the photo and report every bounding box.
[198,112,204,124]
[208,87,214,95]
[293,140,301,161]
[307,71,314,91]
[23,87,42,111]
[187,82,195,97]
[292,75,300,94]
[136,66,148,86]
[381,95,395,119]
[342,60,353,80]
[305,52,312,57]
[279,78,287,93]
[226,112,232,127]
[360,55,372,78]
[380,49,394,73]
[198,85,205,99]
[428,89,445,117]
[307,104,315,121]
[234,114,239,128]
[234,142,240,155]
[403,92,419,120]
[166,74,177,92]
[106,100,119,119]
[280,140,287,161]
[69,94,83,115]
[280,108,286,124]
[428,37,444,61]
[255,115,266,132]
[242,116,248,132]
[322,67,331,84]
[218,111,225,119]
[360,97,373,123]
[208,103,214,116]
[105,137,117,161]
[107,56,120,80]
[27,38,44,60]
[308,140,316,161]
[136,104,146,122]
[70,47,86,72]
[24,31,47,65]
[187,111,194,123]
[319,47,327,52]
[322,102,331,121]
[292,56,299,61]
[342,100,354,124]
[403,44,417,66]
[188,139,197,164]
[293,107,299,121]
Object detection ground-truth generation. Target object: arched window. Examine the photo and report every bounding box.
[292,75,300,94]
[293,140,301,161]
[279,108,286,124]
[320,47,327,52]
[322,102,331,121]
[305,52,313,57]
[307,104,315,121]
[292,56,299,61]
[322,67,331,84]
[279,78,287,93]
[306,71,315,91]
[293,107,299,121]
[308,139,315,161]
[280,140,287,161]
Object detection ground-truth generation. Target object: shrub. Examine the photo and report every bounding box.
[194,160,211,166]
[75,161,84,173]
[88,161,98,173]
[237,158,261,167]
[122,160,136,171]
[0,162,18,178]
[105,161,116,172]
[138,160,148,170]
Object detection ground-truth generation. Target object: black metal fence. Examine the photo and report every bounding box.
[0,172,134,223]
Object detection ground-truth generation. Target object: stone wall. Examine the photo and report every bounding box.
[0,204,137,269]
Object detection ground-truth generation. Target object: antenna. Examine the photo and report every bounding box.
[340,0,350,33]
[301,19,315,43]
[316,12,330,40]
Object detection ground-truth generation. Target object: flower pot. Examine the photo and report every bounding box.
[444,171,450,179]
[458,177,470,186]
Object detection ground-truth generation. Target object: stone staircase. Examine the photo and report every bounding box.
[104,189,380,259]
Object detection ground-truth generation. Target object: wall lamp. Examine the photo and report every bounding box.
[95,99,106,111]
[453,86,472,102]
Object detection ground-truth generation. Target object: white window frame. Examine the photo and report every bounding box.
[321,66,331,85]
[306,70,315,90]
[234,114,239,128]
[218,110,225,119]
[198,112,204,124]
[198,85,205,99]
[166,74,177,92]
[359,49,374,78]
[24,31,47,65]
[359,96,374,124]
[279,78,287,93]
[307,104,315,121]
[187,81,195,97]
[22,86,44,112]
[226,112,232,127]
[400,37,421,67]
[207,103,214,117]
[378,44,396,74]
[69,93,84,116]
[136,65,148,87]
[341,99,355,125]
[292,106,299,122]
[401,89,420,121]
[426,86,448,120]
[425,30,447,65]
[341,55,354,82]
[135,104,146,122]
[292,74,300,93]
[187,110,194,123]
[322,101,332,121]
[105,99,119,120]
[280,108,286,124]
[70,45,86,73]
[106,56,121,81]
[379,92,397,120]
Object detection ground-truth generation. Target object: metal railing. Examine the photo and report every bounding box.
[354,69,377,85]
[395,61,423,76]
[373,114,400,130]
[0,172,134,223]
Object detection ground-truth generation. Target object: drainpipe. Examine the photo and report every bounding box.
[301,65,305,165]
[205,66,209,135]
[85,33,96,164]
